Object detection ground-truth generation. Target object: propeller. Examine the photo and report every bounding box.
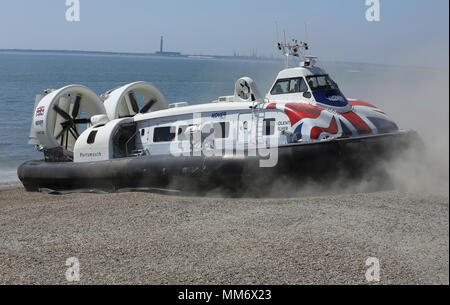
[140,99,157,113]
[128,92,140,113]
[53,95,91,149]
[238,80,251,99]
[128,91,157,114]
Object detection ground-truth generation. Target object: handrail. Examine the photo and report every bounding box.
[251,101,265,146]
[125,131,140,157]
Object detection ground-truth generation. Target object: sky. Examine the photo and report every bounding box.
[0,0,448,67]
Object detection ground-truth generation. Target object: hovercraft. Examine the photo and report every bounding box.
[18,40,421,194]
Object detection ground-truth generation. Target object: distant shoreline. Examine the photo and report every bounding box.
[1,49,445,71]
[0,48,278,61]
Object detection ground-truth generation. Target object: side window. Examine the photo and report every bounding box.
[270,79,290,95]
[289,78,308,93]
[298,78,308,92]
[213,122,230,139]
[153,126,176,142]
[289,78,300,93]
[263,118,276,136]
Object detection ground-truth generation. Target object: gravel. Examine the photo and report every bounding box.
[0,187,448,284]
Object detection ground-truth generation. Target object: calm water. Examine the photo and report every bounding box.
[0,51,446,182]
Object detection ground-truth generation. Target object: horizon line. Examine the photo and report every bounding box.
[0,48,445,71]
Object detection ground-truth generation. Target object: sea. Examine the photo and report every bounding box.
[0,51,447,184]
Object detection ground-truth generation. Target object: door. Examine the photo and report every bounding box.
[238,113,255,147]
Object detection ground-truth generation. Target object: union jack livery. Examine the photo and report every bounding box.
[264,100,397,142]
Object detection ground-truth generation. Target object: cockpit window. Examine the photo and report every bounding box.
[292,78,308,92]
[306,75,338,92]
[270,78,308,95]
[271,79,290,95]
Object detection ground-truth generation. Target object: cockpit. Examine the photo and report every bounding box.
[267,70,351,112]
[270,74,339,96]
[267,40,352,112]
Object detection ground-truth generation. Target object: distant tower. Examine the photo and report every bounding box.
[154,35,181,56]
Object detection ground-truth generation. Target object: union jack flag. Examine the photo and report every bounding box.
[36,106,45,116]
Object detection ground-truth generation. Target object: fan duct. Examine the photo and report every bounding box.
[31,85,106,157]
[234,77,263,103]
[102,81,168,120]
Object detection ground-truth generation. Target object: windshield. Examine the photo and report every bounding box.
[270,77,308,95]
[306,75,339,92]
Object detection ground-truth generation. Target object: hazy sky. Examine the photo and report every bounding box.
[0,0,448,67]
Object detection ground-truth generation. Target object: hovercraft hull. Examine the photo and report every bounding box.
[18,131,421,194]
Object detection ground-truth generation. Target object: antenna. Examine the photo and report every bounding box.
[304,22,308,44]
[275,21,280,42]
[282,30,289,68]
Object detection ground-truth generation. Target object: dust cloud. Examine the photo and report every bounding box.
[201,63,450,198]
[362,66,449,196]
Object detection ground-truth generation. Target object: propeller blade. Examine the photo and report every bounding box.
[140,99,157,113]
[55,125,68,140]
[239,81,250,94]
[74,118,91,124]
[72,95,82,118]
[128,92,140,114]
[65,128,69,150]
[68,126,79,139]
[53,105,72,121]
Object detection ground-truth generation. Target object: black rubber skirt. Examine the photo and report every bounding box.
[18,131,422,194]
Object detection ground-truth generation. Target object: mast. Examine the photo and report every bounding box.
[277,38,316,68]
